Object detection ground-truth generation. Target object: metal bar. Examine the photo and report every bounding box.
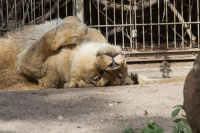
[198,0,200,49]
[126,58,196,63]
[41,0,43,23]
[134,0,137,49]
[22,0,25,26]
[6,0,8,28]
[15,0,17,28]
[73,0,75,16]
[106,0,108,41]
[150,0,153,50]
[1,0,3,28]
[65,0,68,17]
[121,0,124,50]
[114,0,116,45]
[2,21,200,31]
[166,0,168,49]
[89,0,92,25]
[44,0,46,21]
[97,0,100,30]
[174,0,176,48]
[142,0,145,51]
[34,0,35,25]
[49,0,51,20]
[30,0,33,22]
[125,50,200,57]
[181,0,184,48]
[57,0,59,18]
[129,0,132,49]
[189,0,192,48]
[158,0,160,49]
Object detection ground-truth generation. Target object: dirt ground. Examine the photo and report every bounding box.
[0,82,185,133]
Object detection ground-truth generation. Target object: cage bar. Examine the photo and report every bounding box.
[113,0,116,46]
[158,0,160,49]
[174,0,176,48]
[198,0,200,49]
[121,0,124,50]
[150,0,153,50]
[142,0,145,51]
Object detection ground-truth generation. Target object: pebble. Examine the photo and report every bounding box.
[57,116,64,120]
[110,113,114,116]
[109,104,114,107]
[85,122,91,125]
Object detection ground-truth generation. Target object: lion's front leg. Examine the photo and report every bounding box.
[17,22,87,79]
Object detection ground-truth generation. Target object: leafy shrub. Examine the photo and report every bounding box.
[123,122,164,133]
[123,104,192,133]
[172,105,192,133]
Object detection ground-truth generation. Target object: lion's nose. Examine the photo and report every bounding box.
[108,60,120,68]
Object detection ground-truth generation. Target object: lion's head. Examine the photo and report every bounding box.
[68,42,133,88]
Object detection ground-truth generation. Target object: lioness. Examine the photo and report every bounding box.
[0,16,133,90]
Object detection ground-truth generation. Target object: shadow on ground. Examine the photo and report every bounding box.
[0,83,184,133]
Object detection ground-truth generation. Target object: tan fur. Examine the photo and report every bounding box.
[0,16,133,90]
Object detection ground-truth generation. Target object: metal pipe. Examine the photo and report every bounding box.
[15,0,17,28]
[181,0,184,48]
[198,0,200,49]
[89,0,92,24]
[49,0,51,20]
[41,0,43,23]
[1,0,3,29]
[34,0,35,25]
[75,0,84,22]
[114,0,116,45]
[65,0,68,17]
[6,0,8,28]
[73,0,75,16]
[174,0,176,48]
[150,0,153,50]
[121,0,124,50]
[129,0,132,50]
[106,0,108,41]
[189,0,192,48]
[142,0,145,51]
[2,21,200,31]
[158,0,160,49]
[97,0,100,30]
[166,0,168,49]
[57,0,59,18]
[134,0,137,49]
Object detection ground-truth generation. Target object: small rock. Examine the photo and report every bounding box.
[85,122,91,125]
[110,113,114,116]
[109,104,114,107]
[57,116,64,120]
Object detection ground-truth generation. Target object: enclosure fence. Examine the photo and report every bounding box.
[0,0,200,52]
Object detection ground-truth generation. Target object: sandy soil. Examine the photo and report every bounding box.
[0,82,185,133]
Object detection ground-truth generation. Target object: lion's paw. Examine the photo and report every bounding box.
[49,23,87,51]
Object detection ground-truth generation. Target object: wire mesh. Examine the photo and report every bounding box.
[0,0,200,52]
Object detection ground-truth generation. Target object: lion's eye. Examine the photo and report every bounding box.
[117,75,123,79]
[93,77,101,81]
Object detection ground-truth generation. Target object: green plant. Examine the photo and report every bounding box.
[172,105,192,133]
[123,122,164,133]
[123,104,192,133]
